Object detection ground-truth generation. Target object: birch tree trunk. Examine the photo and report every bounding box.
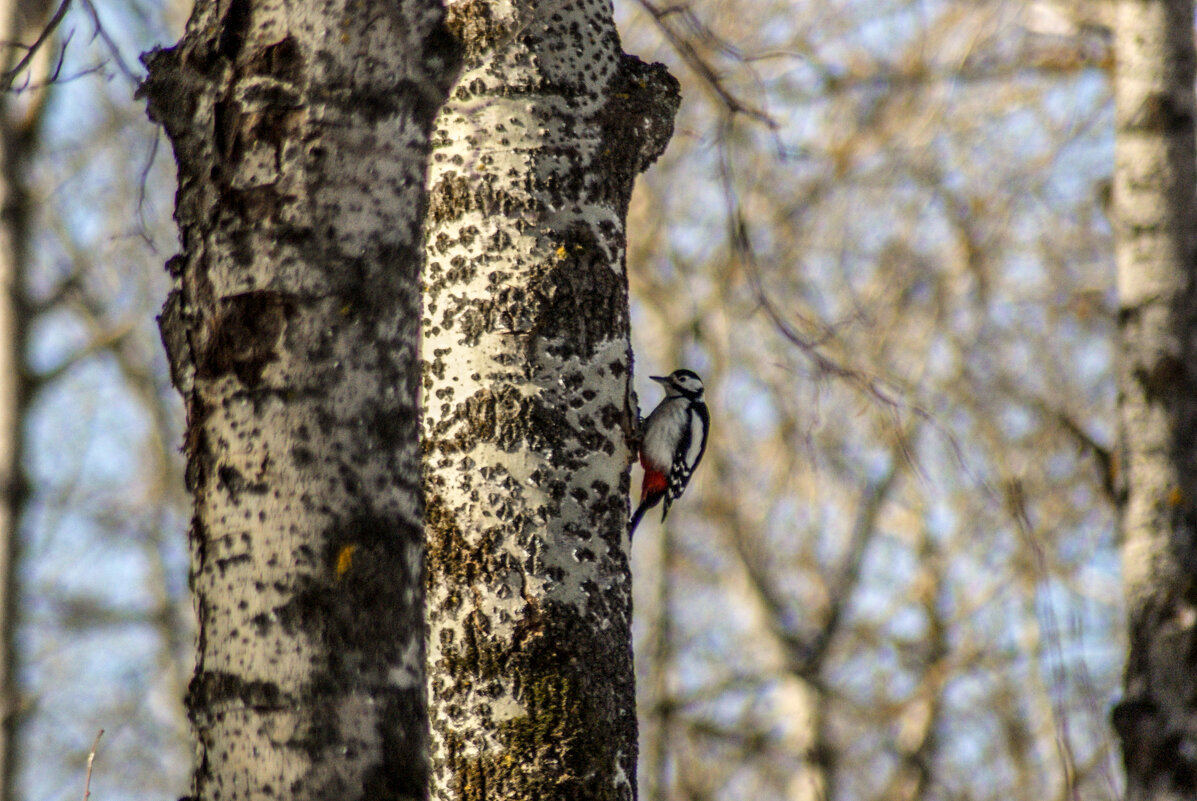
[0,2,51,796]
[140,2,457,798]
[1109,1,1197,798]
[421,1,679,797]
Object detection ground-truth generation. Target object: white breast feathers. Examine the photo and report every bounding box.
[641,398,688,472]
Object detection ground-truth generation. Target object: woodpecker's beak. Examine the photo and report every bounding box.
[650,375,669,385]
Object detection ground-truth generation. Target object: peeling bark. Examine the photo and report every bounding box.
[420,1,679,798]
[140,1,458,798]
[1109,1,1197,798]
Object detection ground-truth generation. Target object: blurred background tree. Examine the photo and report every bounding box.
[0,1,190,799]
[621,2,1119,800]
[3,0,1124,799]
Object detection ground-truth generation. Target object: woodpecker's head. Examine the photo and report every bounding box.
[651,369,705,400]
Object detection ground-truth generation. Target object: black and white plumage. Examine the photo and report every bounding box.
[630,369,709,537]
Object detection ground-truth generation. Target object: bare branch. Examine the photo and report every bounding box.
[27,319,137,391]
[78,0,138,84]
[635,0,777,128]
[806,440,908,672]
[82,728,103,801]
[0,0,70,92]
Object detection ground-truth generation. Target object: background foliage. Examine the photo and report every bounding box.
[11,0,1120,799]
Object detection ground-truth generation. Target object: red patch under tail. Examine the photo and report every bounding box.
[641,467,668,502]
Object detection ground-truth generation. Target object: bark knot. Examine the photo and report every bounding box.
[599,55,681,176]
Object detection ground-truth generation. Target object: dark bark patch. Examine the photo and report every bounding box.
[361,686,429,801]
[1128,90,1196,133]
[217,464,269,499]
[1136,353,1188,404]
[331,243,421,320]
[196,290,297,387]
[427,172,546,226]
[213,97,241,161]
[528,227,627,361]
[188,669,287,712]
[421,17,464,90]
[311,77,440,125]
[158,289,193,392]
[188,517,208,598]
[429,236,626,364]
[242,82,304,111]
[214,552,252,576]
[221,183,298,230]
[451,386,575,461]
[139,46,207,158]
[183,414,215,493]
[217,0,252,61]
[591,55,680,211]
[272,511,422,667]
[426,494,508,593]
[246,36,304,83]
[1115,591,1197,796]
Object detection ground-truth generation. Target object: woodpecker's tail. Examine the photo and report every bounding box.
[629,501,650,539]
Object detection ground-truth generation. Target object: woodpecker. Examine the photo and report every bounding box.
[630,369,709,537]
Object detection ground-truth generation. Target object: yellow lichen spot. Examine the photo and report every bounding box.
[336,544,357,579]
[555,244,568,260]
[1169,487,1185,508]
[339,303,352,316]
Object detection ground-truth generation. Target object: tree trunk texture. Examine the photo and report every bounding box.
[421,1,679,798]
[1109,1,1197,798]
[140,1,457,798]
[0,1,51,797]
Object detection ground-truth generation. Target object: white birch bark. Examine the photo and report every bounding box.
[421,1,678,798]
[1110,1,1197,797]
[140,1,457,798]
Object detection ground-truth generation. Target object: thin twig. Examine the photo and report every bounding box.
[83,728,103,801]
[1,0,72,92]
[135,130,162,248]
[713,114,908,412]
[635,0,777,129]
[78,0,138,83]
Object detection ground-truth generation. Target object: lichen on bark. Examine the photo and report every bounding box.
[421,1,679,799]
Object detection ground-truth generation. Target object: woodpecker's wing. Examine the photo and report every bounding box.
[673,400,708,495]
[691,401,709,473]
[661,401,709,520]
